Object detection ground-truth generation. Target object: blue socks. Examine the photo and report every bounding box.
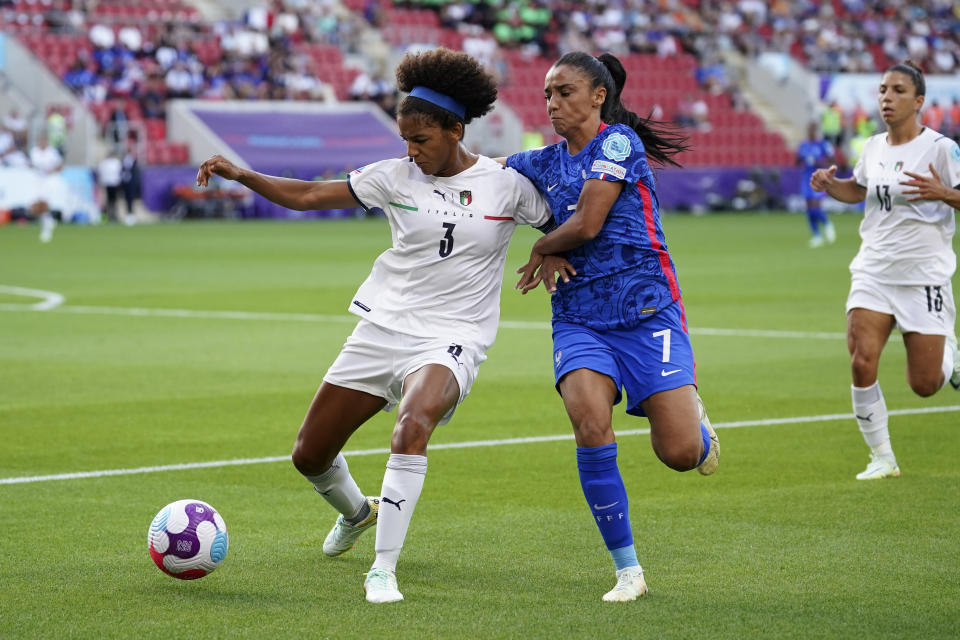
[807,207,827,233]
[697,422,711,466]
[576,443,637,570]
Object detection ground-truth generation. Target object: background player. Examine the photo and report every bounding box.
[196,48,552,602]
[810,60,960,480]
[797,121,836,247]
[505,51,718,602]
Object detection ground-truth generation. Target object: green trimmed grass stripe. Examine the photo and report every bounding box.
[1,214,958,639]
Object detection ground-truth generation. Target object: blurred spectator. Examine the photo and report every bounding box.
[948,98,960,139]
[2,141,31,168]
[3,108,28,148]
[46,109,68,155]
[165,61,195,99]
[89,23,115,49]
[97,150,122,221]
[118,25,143,53]
[106,104,131,147]
[691,95,710,131]
[922,99,945,131]
[349,68,397,116]
[29,134,63,175]
[120,141,142,224]
[675,94,696,129]
[0,125,14,157]
[28,134,63,243]
[821,101,843,147]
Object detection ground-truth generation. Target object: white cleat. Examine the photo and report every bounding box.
[322,497,379,557]
[856,454,900,480]
[364,568,404,603]
[808,234,824,248]
[948,334,960,390]
[696,394,719,476]
[602,566,648,602]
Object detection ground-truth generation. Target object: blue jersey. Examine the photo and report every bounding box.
[797,139,833,177]
[507,123,681,331]
[798,138,833,199]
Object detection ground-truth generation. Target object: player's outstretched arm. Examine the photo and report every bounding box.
[810,164,866,204]
[196,155,358,211]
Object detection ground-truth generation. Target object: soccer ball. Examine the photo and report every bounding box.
[148,499,229,580]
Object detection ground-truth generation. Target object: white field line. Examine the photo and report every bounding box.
[0,295,847,340]
[2,405,958,486]
[0,285,65,311]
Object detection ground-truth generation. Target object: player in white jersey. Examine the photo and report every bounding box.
[196,48,553,602]
[811,60,960,480]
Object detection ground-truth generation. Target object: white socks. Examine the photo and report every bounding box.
[852,382,894,459]
[940,339,956,389]
[303,453,368,522]
[371,453,427,573]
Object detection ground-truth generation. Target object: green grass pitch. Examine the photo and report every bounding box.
[1,213,958,639]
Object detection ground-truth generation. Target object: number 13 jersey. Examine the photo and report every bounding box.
[347,155,552,351]
[851,128,960,284]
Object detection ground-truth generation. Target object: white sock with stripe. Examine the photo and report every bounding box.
[852,382,894,459]
[302,453,368,523]
[371,453,427,573]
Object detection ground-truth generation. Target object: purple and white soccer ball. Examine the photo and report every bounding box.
[148,499,229,580]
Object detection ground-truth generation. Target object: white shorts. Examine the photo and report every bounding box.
[323,319,486,426]
[846,274,957,336]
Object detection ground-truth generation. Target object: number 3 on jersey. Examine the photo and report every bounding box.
[439,222,456,258]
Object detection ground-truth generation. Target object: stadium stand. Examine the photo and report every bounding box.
[1,0,957,216]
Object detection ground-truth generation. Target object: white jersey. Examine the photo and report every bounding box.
[851,127,960,284]
[346,155,552,352]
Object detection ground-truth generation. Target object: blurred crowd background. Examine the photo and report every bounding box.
[0,0,958,224]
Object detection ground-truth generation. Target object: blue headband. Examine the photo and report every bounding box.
[408,86,466,120]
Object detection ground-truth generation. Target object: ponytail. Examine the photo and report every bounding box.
[595,53,689,167]
[553,52,689,167]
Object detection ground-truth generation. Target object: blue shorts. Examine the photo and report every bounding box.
[551,300,697,417]
[801,179,825,201]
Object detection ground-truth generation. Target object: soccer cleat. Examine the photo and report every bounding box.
[602,565,647,602]
[322,496,379,557]
[808,234,824,248]
[948,334,960,390]
[364,568,404,603]
[824,220,836,244]
[696,394,720,476]
[855,454,900,480]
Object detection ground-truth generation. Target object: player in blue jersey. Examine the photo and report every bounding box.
[504,52,719,602]
[797,121,836,247]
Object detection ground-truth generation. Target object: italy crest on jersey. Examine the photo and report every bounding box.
[460,190,472,206]
[602,133,632,162]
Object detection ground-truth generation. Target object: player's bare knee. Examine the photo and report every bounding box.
[290,439,335,476]
[572,418,614,447]
[907,376,940,397]
[391,412,434,454]
[850,352,878,382]
[653,439,700,471]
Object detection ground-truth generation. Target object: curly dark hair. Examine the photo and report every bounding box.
[395,47,498,130]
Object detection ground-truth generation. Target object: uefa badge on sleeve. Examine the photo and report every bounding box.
[601,133,632,162]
